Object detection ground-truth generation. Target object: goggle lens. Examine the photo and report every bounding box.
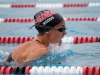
[56,26,66,32]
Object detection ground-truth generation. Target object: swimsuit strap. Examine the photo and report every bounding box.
[36,37,42,44]
[7,52,14,62]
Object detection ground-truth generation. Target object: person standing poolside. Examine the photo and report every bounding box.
[3,10,67,66]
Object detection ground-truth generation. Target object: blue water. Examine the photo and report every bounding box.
[0,0,100,67]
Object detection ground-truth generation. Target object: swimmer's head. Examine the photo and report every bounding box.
[30,10,64,34]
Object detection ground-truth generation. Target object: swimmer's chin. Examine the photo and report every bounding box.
[61,35,64,38]
[59,39,62,46]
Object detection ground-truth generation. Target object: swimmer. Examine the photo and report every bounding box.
[3,10,67,66]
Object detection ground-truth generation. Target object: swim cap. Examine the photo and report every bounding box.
[30,10,64,34]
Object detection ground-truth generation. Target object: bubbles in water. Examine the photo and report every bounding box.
[47,43,71,54]
[0,49,9,56]
[0,48,9,60]
[47,43,60,53]
[0,48,19,66]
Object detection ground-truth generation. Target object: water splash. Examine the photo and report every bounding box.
[29,43,74,66]
[0,49,18,66]
[47,43,71,53]
[0,48,9,60]
[0,49,11,66]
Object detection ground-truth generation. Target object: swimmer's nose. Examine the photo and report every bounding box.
[63,30,67,35]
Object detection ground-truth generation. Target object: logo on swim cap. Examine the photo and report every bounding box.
[42,16,54,25]
[35,10,56,24]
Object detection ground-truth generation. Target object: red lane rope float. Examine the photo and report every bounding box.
[83,66,89,75]
[6,66,14,74]
[0,17,100,23]
[0,37,34,43]
[63,3,88,7]
[11,4,36,8]
[25,66,32,74]
[3,18,34,23]
[0,3,100,8]
[73,36,99,44]
[83,66,100,75]
[89,66,95,75]
[0,66,7,74]
[95,67,100,75]
[66,17,98,21]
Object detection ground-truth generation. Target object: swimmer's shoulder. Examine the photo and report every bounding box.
[27,40,49,57]
[12,40,34,56]
[15,39,35,49]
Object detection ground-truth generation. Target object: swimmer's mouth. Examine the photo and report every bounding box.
[61,36,64,41]
[61,35,64,38]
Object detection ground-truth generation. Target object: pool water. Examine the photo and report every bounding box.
[0,0,100,67]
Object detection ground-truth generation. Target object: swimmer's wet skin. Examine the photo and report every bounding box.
[3,10,67,66]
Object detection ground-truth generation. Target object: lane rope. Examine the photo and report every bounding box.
[0,3,100,8]
[0,17,100,23]
[0,36,100,44]
[0,37,34,43]
[0,66,100,74]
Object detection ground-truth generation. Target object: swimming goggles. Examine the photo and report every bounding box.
[29,24,66,32]
[54,25,66,32]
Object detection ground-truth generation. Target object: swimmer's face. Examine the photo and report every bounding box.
[49,21,67,45]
